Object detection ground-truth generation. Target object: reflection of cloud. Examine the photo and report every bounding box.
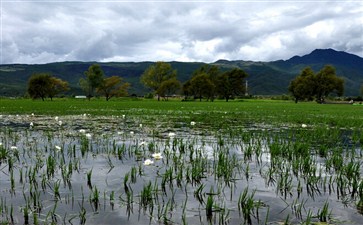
[2,1,362,64]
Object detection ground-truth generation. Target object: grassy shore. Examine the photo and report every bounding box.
[1,98,362,128]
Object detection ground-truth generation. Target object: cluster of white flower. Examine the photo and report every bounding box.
[143,152,163,166]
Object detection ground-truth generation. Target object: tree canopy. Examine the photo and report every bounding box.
[183,66,248,101]
[216,68,248,102]
[96,76,130,101]
[188,72,215,101]
[80,64,105,100]
[140,62,177,101]
[27,73,69,101]
[156,78,181,100]
[289,65,344,103]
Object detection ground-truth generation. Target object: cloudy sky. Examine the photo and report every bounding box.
[1,0,362,64]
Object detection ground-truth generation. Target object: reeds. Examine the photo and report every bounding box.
[0,101,362,224]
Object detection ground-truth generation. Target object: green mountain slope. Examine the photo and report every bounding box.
[0,49,362,97]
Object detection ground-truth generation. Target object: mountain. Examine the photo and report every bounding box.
[213,49,363,96]
[0,49,362,97]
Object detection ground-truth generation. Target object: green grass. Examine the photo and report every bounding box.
[0,98,362,128]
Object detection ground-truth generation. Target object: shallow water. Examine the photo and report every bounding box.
[0,114,362,224]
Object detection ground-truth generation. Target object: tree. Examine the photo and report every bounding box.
[314,65,344,103]
[288,65,344,103]
[156,78,181,100]
[80,64,105,100]
[182,80,192,100]
[288,67,315,103]
[96,76,130,101]
[48,77,69,100]
[27,73,68,101]
[190,65,221,101]
[216,68,248,102]
[28,73,52,101]
[188,73,215,101]
[140,62,177,101]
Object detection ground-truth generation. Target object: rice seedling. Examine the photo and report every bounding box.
[90,186,100,211]
[140,181,153,211]
[317,200,331,222]
[205,188,215,221]
[86,169,93,188]
[0,99,362,224]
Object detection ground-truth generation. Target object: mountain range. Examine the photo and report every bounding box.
[0,48,362,97]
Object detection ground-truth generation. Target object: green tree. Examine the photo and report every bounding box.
[28,73,52,101]
[288,67,315,103]
[96,76,130,101]
[80,64,105,100]
[188,73,215,101]
[182,79,192,100]
[216,68,248,102]
[314,65,344,103]
[190,65,221,101]
[289,65,344,103]
[28,73,68,101]
[156,78,181,100]
[48,77,69,100]
[140,62,177,101]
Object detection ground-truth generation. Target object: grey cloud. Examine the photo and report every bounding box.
[2,1,362,64]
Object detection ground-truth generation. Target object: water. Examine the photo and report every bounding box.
[0,114,362,224]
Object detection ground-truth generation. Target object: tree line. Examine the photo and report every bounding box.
[27,64,130,101]
[288,65,344,103]
[140,61,248,101]
[27,62,248,101]
[27,61,352,103]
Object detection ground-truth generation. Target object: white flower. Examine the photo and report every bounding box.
[55,116,59,121]
[10,146,17,150]
[0,143,2,146]
[190,121,196,126]
[85,133,92,139]
[130,131,134,135]
[143,159,154,166]
[58,121,62,126]
[151,153,163,160]
[55,145,61,151]
[168,132,176,137]
[139,141,147,146]
[117,131,123,135]
[122,115,126,119]
[30,122,34,127]
[83,114,87,117]
[79,129,86,133]
[31,113,35,116]
[301,124,308,128]
[139,124,143,128]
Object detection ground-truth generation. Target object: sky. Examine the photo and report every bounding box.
[1,0,362,64]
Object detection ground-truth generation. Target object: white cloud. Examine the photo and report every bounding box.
[1,1,362,64]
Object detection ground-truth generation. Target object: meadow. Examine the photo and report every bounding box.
[0,98,362,225]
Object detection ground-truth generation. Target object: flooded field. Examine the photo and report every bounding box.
[0,102,363,225]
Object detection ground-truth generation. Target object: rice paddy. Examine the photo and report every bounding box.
[0,98,362,224]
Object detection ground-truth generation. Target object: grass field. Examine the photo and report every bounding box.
[1,98,362,128]
[0,98,363,224]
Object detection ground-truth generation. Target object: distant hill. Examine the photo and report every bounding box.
[213,49,363,96]
[0,48,362,96]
